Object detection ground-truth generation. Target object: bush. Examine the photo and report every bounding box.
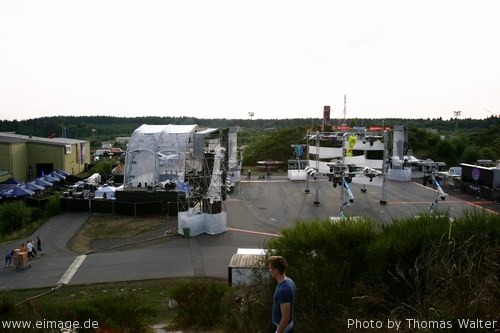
[15,293,157,333]
[170,280,229,329]
[267,217,378,332]
[42,196,61,218]
[73,293,157,332]
[260,211,500,332]
[0,201,32,234]
[222,272,274,333]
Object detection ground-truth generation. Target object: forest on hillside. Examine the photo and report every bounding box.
[241,123,500,167]
[0,116,498,166]
[0,115,497,140]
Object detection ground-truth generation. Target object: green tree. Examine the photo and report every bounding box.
[242,126,310,166]
[91,160,113,177]
[478,147,496,160]
[43,196,62,218]
[461,145,480,163]
[434,139,457,165]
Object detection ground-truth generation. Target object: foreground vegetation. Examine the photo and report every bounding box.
[1,208,498,332]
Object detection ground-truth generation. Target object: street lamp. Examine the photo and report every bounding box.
[452,111,461,132]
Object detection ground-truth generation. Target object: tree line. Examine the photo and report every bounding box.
[0,115,497,140]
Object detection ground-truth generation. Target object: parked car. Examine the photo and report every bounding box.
[110,147,124,156]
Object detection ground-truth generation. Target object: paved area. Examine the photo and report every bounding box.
[0,177,498,291]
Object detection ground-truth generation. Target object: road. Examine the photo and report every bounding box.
[0,177,496,291]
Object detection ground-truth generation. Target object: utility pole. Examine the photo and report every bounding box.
[313,131,320,206]
[305,131,310,193]
[342,94,347,126]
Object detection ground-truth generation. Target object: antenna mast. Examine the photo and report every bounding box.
[342,94,347,126]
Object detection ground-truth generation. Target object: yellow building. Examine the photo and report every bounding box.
[0,133,90,182]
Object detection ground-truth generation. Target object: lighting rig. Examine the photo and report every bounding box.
[304,166,320,206]
[419,159,448,214]
[304,129,388,218]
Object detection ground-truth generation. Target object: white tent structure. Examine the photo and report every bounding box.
[124,124,199,189]
[95,185,117,200]
[124,124,230,236]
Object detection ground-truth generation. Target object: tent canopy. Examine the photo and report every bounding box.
[23,182,45,192]
[34,178,53,188]
[95,185,117,200]
[11,186,35,197]
[124,124,199,188]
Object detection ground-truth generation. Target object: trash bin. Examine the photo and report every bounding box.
[183,227,190,238]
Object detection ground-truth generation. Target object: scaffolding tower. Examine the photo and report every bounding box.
[177,128,231,236]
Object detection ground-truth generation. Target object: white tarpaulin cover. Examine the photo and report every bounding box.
[124,124,198,188]
[178,210,227,236]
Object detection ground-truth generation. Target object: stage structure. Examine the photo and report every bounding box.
[386,125,417,181]
[304,128,389,217]
[123,124,236,236]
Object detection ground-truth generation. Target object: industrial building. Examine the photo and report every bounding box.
[0,132,90,182]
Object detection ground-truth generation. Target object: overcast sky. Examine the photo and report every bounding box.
[1,0,499,121]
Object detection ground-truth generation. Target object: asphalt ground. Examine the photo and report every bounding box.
[0,177,497,291]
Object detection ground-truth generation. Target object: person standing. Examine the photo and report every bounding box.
[268,256,296,333]
[36,236,45,255]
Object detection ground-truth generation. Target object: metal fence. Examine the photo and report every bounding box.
[60,198,179,217]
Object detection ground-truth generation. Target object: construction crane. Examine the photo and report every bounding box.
[483,107,499,117]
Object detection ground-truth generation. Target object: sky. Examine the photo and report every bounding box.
[1,0,499,121]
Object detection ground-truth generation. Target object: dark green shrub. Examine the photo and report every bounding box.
[42,196,61,218]
[267,217,377,332]
[31,207,42,222]
[0,201,32,234]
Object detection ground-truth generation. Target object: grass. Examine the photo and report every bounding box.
[1,277,226,332]
[68,213,170,253]
[0,220,45,244]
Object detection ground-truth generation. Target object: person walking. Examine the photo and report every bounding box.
[26,240,35,260]
[5,250,14,266]
[36,236,45,255]
[268,256,296,333]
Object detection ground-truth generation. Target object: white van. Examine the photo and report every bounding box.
[95,149,111,157]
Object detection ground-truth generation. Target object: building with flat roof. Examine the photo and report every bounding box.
[0,132,90,182]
